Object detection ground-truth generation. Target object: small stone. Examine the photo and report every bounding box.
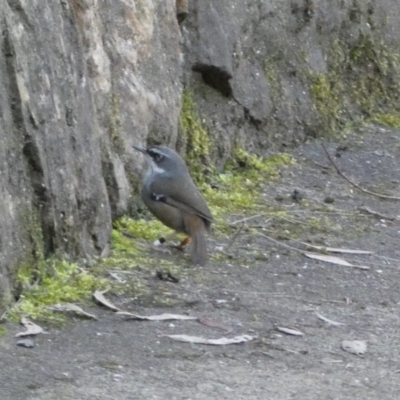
[324,196,335,203]
[17,339,35,348]
[113,374,123,381]
[291,189,303,203]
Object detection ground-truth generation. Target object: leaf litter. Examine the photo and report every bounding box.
[92,291,197,321]
[49,303,98,320]
[15,317,44,337]
[304,253,370,270]
[297,241,373,254]
[342,340,367,356]
[315,312,345,327]
[93,291,255,345]
[93,290,121,312]
[117,311,197,321]
[164,334,256,345]
[276,327,304,336]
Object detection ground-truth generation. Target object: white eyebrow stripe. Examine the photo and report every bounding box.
[149,149,164,156]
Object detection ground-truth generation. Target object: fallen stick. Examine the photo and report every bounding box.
[321,144,400,200]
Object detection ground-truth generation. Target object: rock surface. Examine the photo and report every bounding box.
[0,0,400,312]
[183,0,400,153]
[0,0,182,311]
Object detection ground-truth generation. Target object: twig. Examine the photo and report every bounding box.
[312,160,331,170]
[286,209,360,216]
[255,231,305,254]
[231,214,262,225]
[321,144,400,200]
[216,249,236,259]
[315,312,345,326]
[358,206,399,222]
[276,215,306,225]
[256,231,376,270]
[225,224,245,252]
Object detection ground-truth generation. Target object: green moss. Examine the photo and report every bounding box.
[0,213,183,317]
[0,326,6,336]
[12,258,109,321]
[307,216,334,234]
[310,73,343,134]
[230,148,293,173]
[264,54,285,103]
[200,150,294,234]
[372,113,400,128]
[110,229,140,256]
[104,217,183,271]
[103,217,186,285]
[179,90,213,183]
[109,93,123,152]
[114,216,170,242]
[20,208,45,265]
[309,34,400,135]
[348,34,400,112]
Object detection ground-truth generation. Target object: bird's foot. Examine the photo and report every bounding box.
[151,236,190,253]
[171,237,191,252]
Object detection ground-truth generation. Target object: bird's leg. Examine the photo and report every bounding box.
[153,231,191,252]
[173,237,191,251]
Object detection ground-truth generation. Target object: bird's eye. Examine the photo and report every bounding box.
[149,150,163,162]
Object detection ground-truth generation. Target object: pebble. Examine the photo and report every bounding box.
[17,339,35,348]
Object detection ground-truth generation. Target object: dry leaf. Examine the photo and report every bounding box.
[49,303,98,320]
[305,253,370,270]
[15,317,44,337]
[277,327,304,336]
[305,253,353,266]
[298,241,373,254]
[165,334,256,345]
[117,311,197,321]
[350,265,370,270]
[316,312,345,326]
[93,290,121,312]
[342,340,367,356]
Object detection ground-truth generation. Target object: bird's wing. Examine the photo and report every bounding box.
[149,175,213,223]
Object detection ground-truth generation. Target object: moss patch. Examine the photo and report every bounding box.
[179,90,213,183]
[309,34,400,135]
[12,258,109,321]
[372,113,400,128]
[200,150,294,234]
[114,216,170,242]
[109,93,123,152]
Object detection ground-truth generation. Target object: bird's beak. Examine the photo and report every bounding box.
[133,145,147,154]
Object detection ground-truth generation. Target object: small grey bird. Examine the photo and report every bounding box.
[134,145,213,265]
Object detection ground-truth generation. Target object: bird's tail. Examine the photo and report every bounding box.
[183,214,208,266]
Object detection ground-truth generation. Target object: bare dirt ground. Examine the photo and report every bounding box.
[1,125,400,400]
